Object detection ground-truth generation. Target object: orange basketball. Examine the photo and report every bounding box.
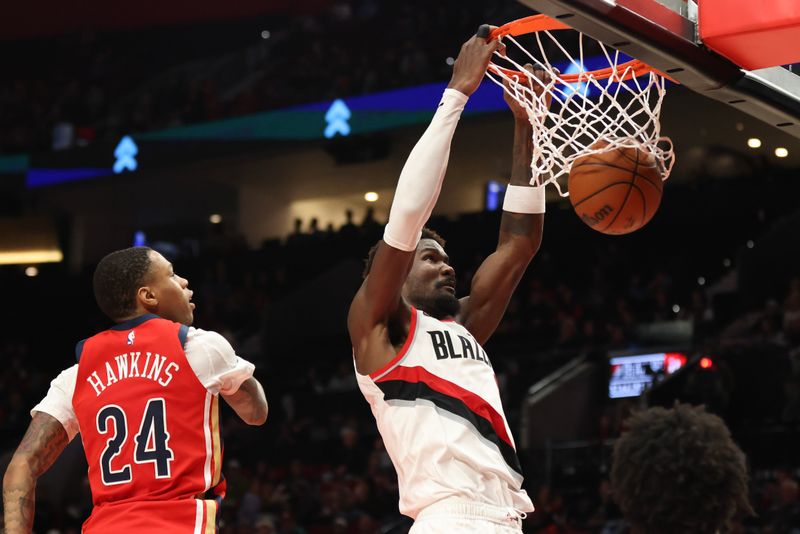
[568,142,663,235]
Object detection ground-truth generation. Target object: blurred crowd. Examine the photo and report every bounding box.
[2,174,800,532]
[0,0,533,155]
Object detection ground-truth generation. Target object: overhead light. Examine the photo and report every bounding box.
[260,30,271,39]
[0,250,63,265]
[445,57,455,66]
[747,138,762,149]
[672,304,680,314]
[775,147,789,158]
[25,266,39,277]
[697,276,706,286]
[0,218,63,265]
[209,214,222,224]
[364,192,379,202]
[746,240,754,249]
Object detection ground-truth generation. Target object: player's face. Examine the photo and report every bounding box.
[145,251,195,325]
[403,239,460,319]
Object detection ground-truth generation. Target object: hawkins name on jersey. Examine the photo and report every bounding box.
[85,351,180,396]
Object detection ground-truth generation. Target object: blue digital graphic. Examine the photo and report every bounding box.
[133,231,147,247]
[485,180,506,211]
[26,167,112,188]
[20,53,658,189]
[324,99,352,138]
[113,136,138,173]
[559,61,591,99]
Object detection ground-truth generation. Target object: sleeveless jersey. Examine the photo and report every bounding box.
[355,307,534,519]
[73,314,222,533]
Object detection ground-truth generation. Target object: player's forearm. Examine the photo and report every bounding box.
[509,118,533,187]
[3,412,69,533]
[383,89,468,251]
[3,457,37,534]
[224,377,268,425]
[499,119,543,256]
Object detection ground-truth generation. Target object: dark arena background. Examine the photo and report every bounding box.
[2,0,800,532]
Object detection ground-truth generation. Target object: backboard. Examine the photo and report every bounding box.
[518,0,800,139]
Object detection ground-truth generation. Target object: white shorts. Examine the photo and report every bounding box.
[410,498,525,533]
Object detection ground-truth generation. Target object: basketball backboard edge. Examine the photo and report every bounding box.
[518,0,800,140]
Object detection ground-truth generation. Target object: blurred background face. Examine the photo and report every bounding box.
[144,251,194,324]
[402,239,460,319]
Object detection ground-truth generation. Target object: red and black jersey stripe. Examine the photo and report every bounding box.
[374,366,522,477]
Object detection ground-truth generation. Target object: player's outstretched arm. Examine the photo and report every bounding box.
[3,412,69,534]
[348,30,502,375]
[460,66,549,344]
[222,377,268,425]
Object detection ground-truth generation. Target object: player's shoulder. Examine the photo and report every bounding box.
[50,363,79,389]
[185,327,236,352]
[60,363,79,378]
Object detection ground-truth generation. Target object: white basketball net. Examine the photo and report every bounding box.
[486,27,675,196]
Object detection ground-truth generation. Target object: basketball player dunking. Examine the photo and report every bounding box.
[3,247,268,533]
[348,28,549,532]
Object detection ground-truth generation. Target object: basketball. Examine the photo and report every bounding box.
[568,141,663,235]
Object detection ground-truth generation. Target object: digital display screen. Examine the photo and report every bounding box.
[14,54,639,188]
[609,352,687,399]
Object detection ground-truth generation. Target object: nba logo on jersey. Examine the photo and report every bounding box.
[127,331,135,345]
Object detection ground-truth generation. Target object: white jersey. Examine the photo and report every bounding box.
[355,307,534,519]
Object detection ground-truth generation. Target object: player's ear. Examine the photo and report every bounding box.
[136,285,158,308]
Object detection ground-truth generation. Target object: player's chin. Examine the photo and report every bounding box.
[438,287,457,300]
[434,292,461,317]
[183,306,195,325]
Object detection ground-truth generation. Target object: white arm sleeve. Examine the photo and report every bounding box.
[184,328,256,396]
[383,88,469,251]
[31,364,80,442]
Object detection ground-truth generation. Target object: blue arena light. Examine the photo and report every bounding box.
[113,136,138,173]
[558,61,590,100]
[324,99,352,138]
[133,231,147,247]
[485,181,506,211]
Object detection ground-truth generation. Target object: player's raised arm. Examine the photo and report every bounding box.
[3,412,69,534]
[348,30,501,375]
[460,66,550,344]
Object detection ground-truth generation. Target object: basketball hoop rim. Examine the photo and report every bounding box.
[487,15,677,84]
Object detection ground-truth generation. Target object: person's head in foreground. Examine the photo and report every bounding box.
[611,403,753,534]
[364,227,459,319]
[93,246,195,324]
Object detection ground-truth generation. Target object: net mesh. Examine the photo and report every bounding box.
[486,27,675,196]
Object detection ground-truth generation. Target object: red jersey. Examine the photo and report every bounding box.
[73,314,223,533]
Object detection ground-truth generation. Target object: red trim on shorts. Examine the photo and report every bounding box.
[368,307,418,379]
[375,365,514,448]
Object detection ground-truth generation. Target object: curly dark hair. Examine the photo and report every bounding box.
[93,247,153,321]
[611,403,753,534]
[362,227,445,278]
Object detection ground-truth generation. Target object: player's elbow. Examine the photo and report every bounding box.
[245,400,268,426]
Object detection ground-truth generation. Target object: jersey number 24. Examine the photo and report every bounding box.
[96,398,175,485]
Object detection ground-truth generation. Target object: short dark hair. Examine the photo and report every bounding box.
[93,247,153,321]
[611,403,752,534]
[362,227,445,278]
